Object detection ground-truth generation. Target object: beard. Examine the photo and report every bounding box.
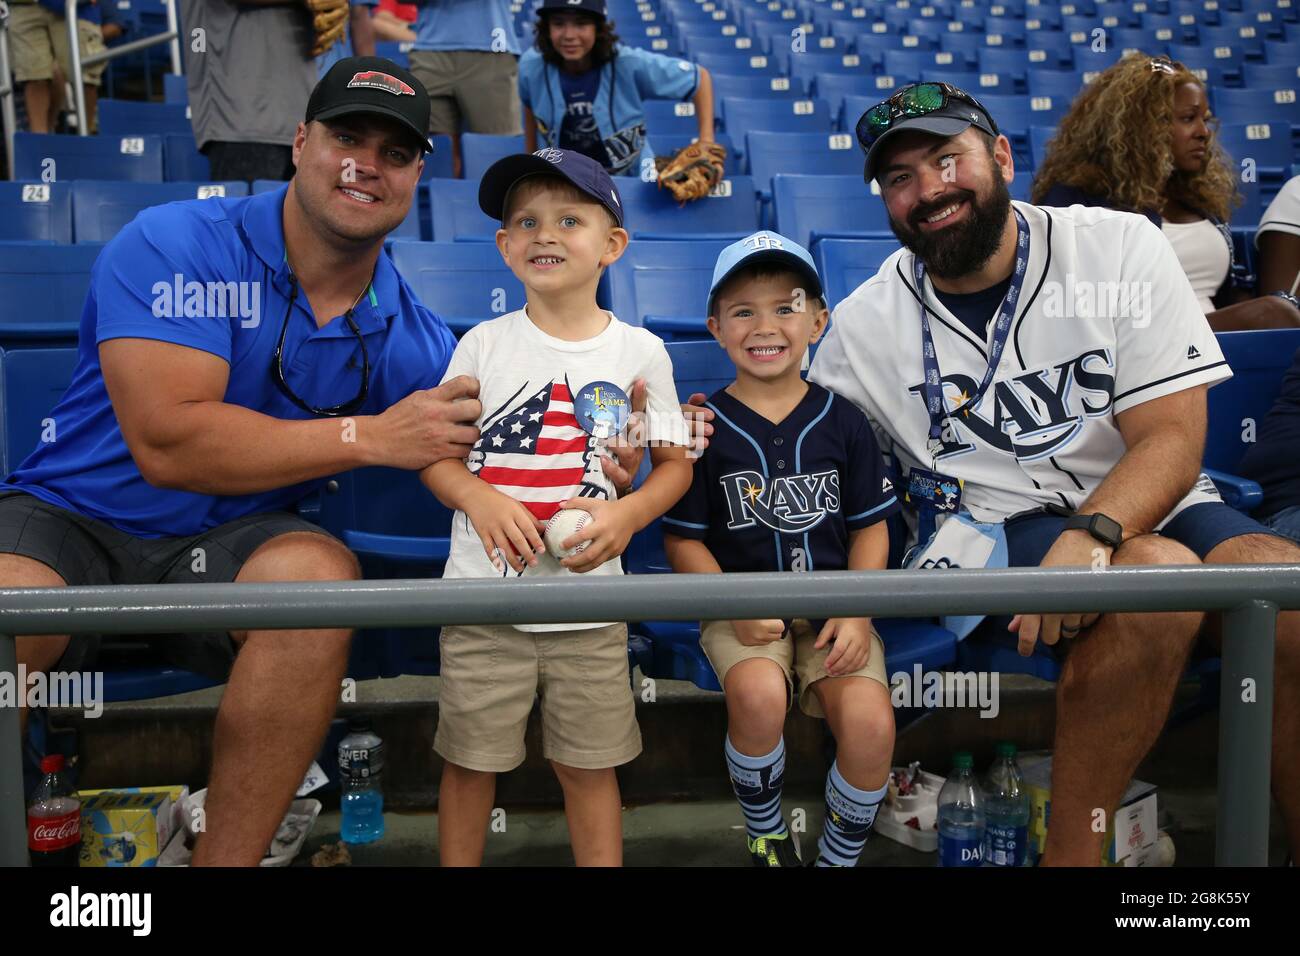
[888,173,1013,280]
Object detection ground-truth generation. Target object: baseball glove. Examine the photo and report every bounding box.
[304,0,349,58]
[656,141,727,204]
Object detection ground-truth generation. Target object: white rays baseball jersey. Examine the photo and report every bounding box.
[809,201,1231,545]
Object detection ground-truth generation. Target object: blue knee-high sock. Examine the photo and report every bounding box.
[724,736,788,840]
[816,761,887,867]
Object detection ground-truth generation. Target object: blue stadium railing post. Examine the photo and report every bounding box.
[1216,600,1277,867]
[0,632,27,866]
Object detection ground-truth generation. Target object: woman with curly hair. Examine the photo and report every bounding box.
[1033,54,1299,330]
[519,0,715,176]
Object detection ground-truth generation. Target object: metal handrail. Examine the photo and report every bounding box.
[2,563,1295,867]
[66,0,182,137]
[1,2,18,179]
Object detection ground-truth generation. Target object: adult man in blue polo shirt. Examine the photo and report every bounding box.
[1,57,477,866]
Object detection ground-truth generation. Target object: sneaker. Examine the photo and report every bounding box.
[748,830,801,867]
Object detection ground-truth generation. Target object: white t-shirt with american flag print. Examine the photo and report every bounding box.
[438,307,691,630]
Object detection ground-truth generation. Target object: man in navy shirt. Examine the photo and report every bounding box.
[0,58,480,866]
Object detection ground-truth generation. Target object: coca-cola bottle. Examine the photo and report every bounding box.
[28,755,82,867]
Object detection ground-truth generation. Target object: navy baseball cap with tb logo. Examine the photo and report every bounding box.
[478,147,625,228]
[307,56,433,152]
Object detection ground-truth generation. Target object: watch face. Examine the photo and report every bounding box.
[1093,514,1122,546]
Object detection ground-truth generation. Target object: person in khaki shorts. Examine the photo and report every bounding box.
[423,148,693,866]
[664,231,901,868]
[408,0,521,177]
[9,0,109,133]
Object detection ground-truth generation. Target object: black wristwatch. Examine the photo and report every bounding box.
[1063,512,1123,549]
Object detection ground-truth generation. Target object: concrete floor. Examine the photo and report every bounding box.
[294,785,1283,867]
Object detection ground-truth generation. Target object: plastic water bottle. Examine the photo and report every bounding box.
[937,752,985,867]
[338,718,385,845]
[982,742,1031,867]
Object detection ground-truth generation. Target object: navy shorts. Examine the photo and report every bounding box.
[0,490,339,681]
[1004,500,1281,568]
[982,501,1285,659]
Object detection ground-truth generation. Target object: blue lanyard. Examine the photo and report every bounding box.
[913,207,1030,449]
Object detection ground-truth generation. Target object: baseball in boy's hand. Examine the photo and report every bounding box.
[544,508,592,559]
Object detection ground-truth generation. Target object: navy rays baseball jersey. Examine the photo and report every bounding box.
[664,382,899,572]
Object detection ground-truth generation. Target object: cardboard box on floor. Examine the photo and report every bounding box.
[1019,754,1157,866]
[77,786,189,868]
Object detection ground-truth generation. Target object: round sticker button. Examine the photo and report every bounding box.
[574,381,630,440]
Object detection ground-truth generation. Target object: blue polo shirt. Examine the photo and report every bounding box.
[5,185,457,538]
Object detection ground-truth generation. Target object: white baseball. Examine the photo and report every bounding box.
[544,508,592,559]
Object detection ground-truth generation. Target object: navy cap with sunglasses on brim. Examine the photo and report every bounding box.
[479,147,625,227]
[857,82,999,183]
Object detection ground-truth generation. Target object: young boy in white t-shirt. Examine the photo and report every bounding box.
[423,147,693,866]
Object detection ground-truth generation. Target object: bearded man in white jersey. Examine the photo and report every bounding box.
[692,82,1300,865]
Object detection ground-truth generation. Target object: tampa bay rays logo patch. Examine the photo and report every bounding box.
[721,470,841,533]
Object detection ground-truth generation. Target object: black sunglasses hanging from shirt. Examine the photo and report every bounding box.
[271,275,371,418]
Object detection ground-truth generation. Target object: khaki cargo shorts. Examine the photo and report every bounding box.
[9,4,108,86]
[434,622,641,773]
[700,618,889,719]
[408,49,521,135]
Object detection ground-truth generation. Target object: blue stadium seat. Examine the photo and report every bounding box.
[423,133,455,180]
[924,68,1015,96]
[163,72,188,105]
[720,96,835,135]
[602,239,730,338]
[1029,125,1059,169]
[883,48,968,78]
[98,100,192,136]
[1025,67,1091,102]
[815,238,903,310]
[429,178,500,241]
[682,34,769,57]
[0,243,104,346]
[644,98,708,138]
[773,174,894,250]
[1230,176,1264,228]
[373,40,412,69]
[0,347,80,475]
[814,72,890,125]
[693,49,786,76]
[745,130,862,201]
[162,132,211,182]
[787,51,872,91]
[709,72,807,118]
[460,133,526,182]
[1200,23,1268,59]
[72,180,249,243]
[1203,329,1300,507]
[618,175,760,240]
[1216,121,1295,186]
[387,241,524,335]
[1241,61,1300,87]
[311,465,452,677]
[14,132,165,182]
[1170,42,1247,87]
[1105,27,1170,55]
[1211,85,1300,132]
[855,31,937,66]
[1141,14,1201,45]
[0,182,74,243]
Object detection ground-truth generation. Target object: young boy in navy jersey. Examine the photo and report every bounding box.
[663,231,900,867]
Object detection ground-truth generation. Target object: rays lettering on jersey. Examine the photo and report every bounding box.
[909,349,1116,460]
[721,470,841,532]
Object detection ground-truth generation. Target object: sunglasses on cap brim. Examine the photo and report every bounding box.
[855,82,999,151]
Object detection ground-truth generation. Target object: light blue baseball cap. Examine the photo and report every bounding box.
[707,230,824,317]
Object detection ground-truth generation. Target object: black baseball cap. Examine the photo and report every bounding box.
[858,82,999,182]
[479,147,625,227]
[306,56,433,153]
[539,0,607,17]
